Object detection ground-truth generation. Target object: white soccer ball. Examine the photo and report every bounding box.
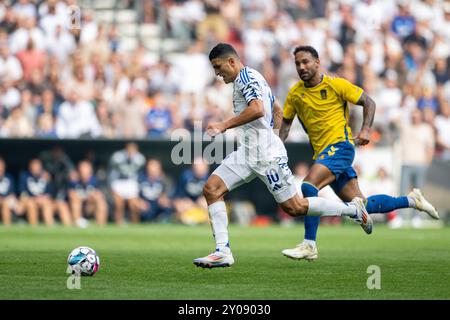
[67,246,100,276]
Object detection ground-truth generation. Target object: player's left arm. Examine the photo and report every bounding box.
[354,92,376,146]
[206,99,265,137]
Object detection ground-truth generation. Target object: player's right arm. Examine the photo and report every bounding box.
[278,91,296,142]
[206,99,265,137]
[279,118,293,142]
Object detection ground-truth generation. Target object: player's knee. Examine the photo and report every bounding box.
[282,204,297,217]
[297,199,309,215]
[203,182,220,200]
[280,203,302,217]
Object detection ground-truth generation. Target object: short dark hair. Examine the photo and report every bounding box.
[209,43,239,61]
[293,45,319,59]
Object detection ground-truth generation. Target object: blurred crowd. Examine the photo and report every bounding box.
[0,0,448,160]
[0,143,214,226]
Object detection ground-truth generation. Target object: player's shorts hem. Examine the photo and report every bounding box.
[273,183,297,204]
[211,165,254,192]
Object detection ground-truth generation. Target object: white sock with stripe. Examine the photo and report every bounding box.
[306,197,356,217]
[208,201,230,254]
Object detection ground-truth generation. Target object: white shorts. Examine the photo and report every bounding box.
[111,179,139,200]
[212,149,297,203]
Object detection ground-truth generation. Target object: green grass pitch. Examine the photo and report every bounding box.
[1,224,449,299]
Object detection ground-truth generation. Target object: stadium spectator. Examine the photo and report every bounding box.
[0,0,447,152]
[417,87,439,114]
[0,41,23,85]
[79,9,98,45]
[0,7,18,33]
[16,37,47,81]
[132,158,173,223]
[55,88,102,138]
[95,99,117,139]
[35,113,57,137]
[45,24,77,64]
[12,0,36,20]
[173,158,209,225]
[0,157,15,226]
[435,99,450,161]
[0,78,21,113]
[398,109,435,227]
[374,70,403,125]
[1,105,34,137]
[108,142,145,224]
[36,88,59,118]
[391,2,416,40]
[115,78,148,138]
[67,66,95,102]
[68,160,108,227]
[145,92,173,138]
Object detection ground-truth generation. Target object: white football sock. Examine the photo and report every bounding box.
[407,196,417,208]
[306,197,356,217]
[208,201,230,253]
[303,239,316,247]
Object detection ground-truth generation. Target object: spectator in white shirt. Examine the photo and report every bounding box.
[435,99,450,161]
[0,41,23,84]
[399,108,435,226]
[56,88,102,138]
[45,24,76,64]
[9,16,45,54]
[12,0,36,20]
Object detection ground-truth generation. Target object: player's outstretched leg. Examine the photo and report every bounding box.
[193,174,234,269]
[280,195,373,234]
[366,190,439,219]
[281,196,372,260]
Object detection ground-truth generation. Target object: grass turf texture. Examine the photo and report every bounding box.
[0,224,449,299]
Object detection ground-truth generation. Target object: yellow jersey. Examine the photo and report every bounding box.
[283,74,364,159]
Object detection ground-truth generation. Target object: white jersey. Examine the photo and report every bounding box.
[232,66,287,167]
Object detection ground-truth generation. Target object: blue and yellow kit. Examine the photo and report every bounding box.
[283,74,364,192]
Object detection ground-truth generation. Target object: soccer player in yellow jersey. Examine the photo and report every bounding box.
[279,46,440,261]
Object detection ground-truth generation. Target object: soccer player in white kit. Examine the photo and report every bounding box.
[193,43,371,268]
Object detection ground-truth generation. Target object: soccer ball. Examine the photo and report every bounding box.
[67,246,100,276]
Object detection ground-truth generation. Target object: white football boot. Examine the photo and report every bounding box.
[351,197,373,234]
[193,250,234,268]
[282,242,318,261]
[408,188,439,219]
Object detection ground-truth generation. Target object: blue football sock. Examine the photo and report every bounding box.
[302,183,320,241]
[366,195,409,213]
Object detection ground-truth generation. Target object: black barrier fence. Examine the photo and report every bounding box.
[0,138,314,216]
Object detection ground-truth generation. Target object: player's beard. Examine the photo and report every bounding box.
[300,69,317,83]
[299,71,311,81]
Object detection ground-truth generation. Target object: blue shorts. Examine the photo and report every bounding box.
[315,141,357,194]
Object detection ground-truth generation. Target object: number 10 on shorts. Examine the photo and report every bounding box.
[266,169,280,185]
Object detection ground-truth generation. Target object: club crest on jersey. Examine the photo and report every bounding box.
[320,89,327,100]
